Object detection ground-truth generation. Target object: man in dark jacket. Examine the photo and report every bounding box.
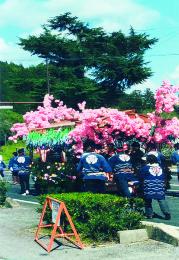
[130,141,144,175]
[16,148,31,195]
[109,145,138,198]
[77,142,112,193]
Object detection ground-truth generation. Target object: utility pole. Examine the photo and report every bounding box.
[0,62,2,102]
[46,58,50,94]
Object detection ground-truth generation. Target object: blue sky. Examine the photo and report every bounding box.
[1,0,179,92]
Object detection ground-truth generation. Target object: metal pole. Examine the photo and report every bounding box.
[46,58,50,94]
[4,134,6,146]
[0,63,2,102]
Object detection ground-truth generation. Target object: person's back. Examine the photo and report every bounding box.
[77,152,112,185]
[109,152,132,174]
[147,143,166,168]
[16,153,31,171]
[130,142,144,174]
[171,143,179,165]
[139,154,170,220]
[109,149,138,198]
[16,148,31,195]
[8,152,19,184]
[77,143,112,193]
[139,158,165,200]
[77,152,111,177]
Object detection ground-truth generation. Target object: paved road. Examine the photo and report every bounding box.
[5,170,38,203]
[1,203,179,260]
[1,171,179,259]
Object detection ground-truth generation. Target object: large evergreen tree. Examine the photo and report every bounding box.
[19,12,157,105]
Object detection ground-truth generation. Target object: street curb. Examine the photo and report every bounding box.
[13,198,40,205]
[117,229,148,244]
[142,221,179,246]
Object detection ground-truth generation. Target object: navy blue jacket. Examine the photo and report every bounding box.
[147,151,166,168]
[171,150,179,165]
[0,161,6,171]
[139,163,165,200]
[8,156,19,171]
[77,152,112,180]
[109,153,133,174]
[15,155,31,172]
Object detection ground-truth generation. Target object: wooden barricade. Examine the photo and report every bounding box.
[35,196,83,253]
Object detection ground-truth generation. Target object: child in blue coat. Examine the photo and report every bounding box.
[8,152,19,184]
[139,154,171,220]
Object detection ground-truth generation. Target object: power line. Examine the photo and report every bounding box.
[2,53,179,64]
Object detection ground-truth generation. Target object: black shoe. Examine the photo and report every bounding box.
[152,212,164,219]
[165,213,171,220]
[145,215,153,219]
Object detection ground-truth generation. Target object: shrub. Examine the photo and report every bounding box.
[31,160,79,194]
[161,144,174,159]
[0,180,8,206]
[38,193,144,242]
[0,140,25,163]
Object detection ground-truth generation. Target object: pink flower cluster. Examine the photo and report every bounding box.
[9,81,179,151]
[155,80,179,113]
[69,107,152,153]
[9,94,80,139]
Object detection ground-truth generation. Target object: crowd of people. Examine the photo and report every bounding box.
[77,141,179,220]
[0,141,178,220]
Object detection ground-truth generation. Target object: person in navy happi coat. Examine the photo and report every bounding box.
[77,143,112,193]
[146,143,166,169]
[109,149,138,198]
[139,154,171,220]
[16,148,31,195]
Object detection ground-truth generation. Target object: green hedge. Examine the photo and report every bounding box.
[38,193,144,242]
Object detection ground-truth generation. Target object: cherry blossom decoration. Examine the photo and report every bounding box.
[9,81,179,152]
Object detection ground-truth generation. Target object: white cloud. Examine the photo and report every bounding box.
[0,0,160,31]
[76,0,160,32]
[127,79,158,94]
[0,0,160,65]
[0,37,41,66]
[170,65,179,81]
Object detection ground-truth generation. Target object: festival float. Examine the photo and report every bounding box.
[9,81,179,194]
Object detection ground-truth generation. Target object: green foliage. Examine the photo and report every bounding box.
[115,88,155,113]
[0,180,8,206]
[161,144,174,159]
[0,140,25,163]
[38,193,144,242]
[0,110,23,144]
[52,77,106,108]
[0,62,47,113]
[18,12,157,107]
